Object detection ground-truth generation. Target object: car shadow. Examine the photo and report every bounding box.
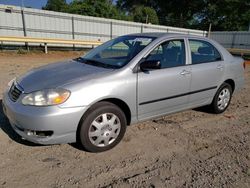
[0,99,42,146]
[69,142,85,151]
[193,106,214,114]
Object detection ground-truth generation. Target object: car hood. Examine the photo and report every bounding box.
[17,60,114,93]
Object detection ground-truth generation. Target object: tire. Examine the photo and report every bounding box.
[77,101,127,152]
[210,83,232,114]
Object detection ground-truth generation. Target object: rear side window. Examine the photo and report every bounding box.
[189,40,222,64]
[146,39,186,68]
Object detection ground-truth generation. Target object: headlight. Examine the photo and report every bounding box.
[7,78,16,88]
[22,88,70,106]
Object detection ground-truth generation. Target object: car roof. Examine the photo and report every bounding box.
[126,32,205,39]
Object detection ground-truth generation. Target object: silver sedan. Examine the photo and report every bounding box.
[3,33,245,152]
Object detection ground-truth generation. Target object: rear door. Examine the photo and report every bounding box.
[188,39,225,107]
[137,39,191,120]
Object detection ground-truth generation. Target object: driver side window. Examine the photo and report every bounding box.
[146,39,186,68]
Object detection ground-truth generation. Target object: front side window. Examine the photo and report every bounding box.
[189,40,222,64]
[81,36,155,69]
[146,39,186,68]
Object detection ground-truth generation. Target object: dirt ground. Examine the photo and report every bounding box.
[0,51,249,188]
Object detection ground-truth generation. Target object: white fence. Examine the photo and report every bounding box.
[210,31,250,49]
[0,4,207,48]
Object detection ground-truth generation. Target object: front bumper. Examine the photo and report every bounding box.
[2,91,87,145]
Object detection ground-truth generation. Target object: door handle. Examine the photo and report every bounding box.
[217,65,224,70]
[180,70,191,75]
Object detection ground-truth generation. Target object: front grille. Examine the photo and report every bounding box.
[9,83,23,102]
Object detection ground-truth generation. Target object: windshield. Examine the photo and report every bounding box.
[79,35,155,69]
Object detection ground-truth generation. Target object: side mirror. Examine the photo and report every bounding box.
[140,60,161,71]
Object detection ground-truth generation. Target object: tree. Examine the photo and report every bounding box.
[117,0,203,28]
[43,0,250,31]
[67,0,124,20]
[196,0,250,31]
[43,0,68,12]
[133,6,159,24]
[117,0,157,11]
[118,0,250,30]
[157,0,204,28]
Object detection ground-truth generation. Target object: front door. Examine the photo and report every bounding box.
[137,39,191,121]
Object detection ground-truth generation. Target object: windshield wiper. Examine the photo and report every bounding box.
[74,57,119,69]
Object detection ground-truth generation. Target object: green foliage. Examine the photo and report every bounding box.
[66,0,125,20]
[133,6,159,24]
[42,0,68,12]
[196,0,250,31]
[42,0,250,31]
[122,0,250,31]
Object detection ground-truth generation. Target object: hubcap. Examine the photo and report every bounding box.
[217,88,230,110]
[88,113,121,147]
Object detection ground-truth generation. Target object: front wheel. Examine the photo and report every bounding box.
[78,102,127,152]
[210,83,232,114]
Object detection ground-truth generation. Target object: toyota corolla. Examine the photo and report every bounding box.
[2,33,245,152]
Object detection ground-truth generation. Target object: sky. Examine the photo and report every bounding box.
[0,0,73,9]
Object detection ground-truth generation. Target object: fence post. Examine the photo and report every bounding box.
[21,9,29,51]
[72,16,75,50]
[141,24,143,33]
[110,21,113,39]
[208,23,212,38]
[231,32,236,48]
[44,43,48,54]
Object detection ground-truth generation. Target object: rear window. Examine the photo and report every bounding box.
[189,40,222,64]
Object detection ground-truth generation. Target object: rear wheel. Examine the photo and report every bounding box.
[210,83,232,114]
[78,102,127,152]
